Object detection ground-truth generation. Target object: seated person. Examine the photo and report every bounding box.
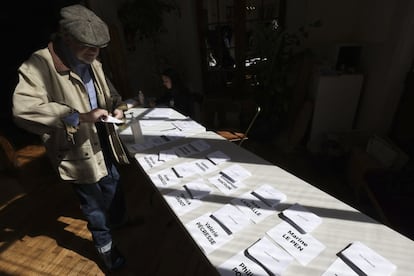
[152,68,194,116]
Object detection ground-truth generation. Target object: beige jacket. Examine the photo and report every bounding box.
[13,41,129,184]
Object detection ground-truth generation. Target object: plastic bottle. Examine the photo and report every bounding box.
[138,90,145,106]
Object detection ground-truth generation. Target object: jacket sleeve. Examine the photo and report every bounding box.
[106,77,128,111]
[12,57,75,136]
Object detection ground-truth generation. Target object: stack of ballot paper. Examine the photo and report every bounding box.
[231,184,287,223]
[164,180,212,216]
[209,164,252,195]
[206,150,231,165]
[336,241,397,276]
[266,221,326,266]
[217,236,294,276]
[185,204,251,254]
[280,203,322,233]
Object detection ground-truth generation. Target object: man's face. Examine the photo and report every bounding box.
[162,75,172,89]
[71,43,100,64]
[66,35,101,64]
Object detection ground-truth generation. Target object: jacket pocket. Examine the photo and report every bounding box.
[57,143,92,161]
[56,143,103,182]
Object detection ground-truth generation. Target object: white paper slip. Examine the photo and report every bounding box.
[172,162,199,178]
[217,250,272,276]
[136,154,163,171]
[174,143,200,157]
[253,184,287,208]
[131,141,154,152]
[281,203,322,233]
[164,187,203,216]
[221,164,252,183]
[101,115,124,124]
[231,191,277,224]
[147,135,171,147]
[189,159,218,175]
[143,108,173,118]
[184,180,212,199]
[211,204,252,234]
[206,150,231,165]
[322,258,359,276]
[245,236,294,276]
[338,241,397,276]
[208,175,246,195]
[208,164,251,195]
[266,221,326,266]
[149,168,181,188]
[189,139,210,152]
[158,148,178,162]
[171,120,206,132]
[185,213,233,255]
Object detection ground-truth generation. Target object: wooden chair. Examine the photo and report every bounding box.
[0,135,46,173]
[216,105,261,146]
[0,134,56,193]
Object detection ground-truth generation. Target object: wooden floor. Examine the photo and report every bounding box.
[0,161,217,276]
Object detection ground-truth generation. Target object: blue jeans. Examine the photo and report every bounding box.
[72,162,126,249]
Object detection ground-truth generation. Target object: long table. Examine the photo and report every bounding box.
[118,107,414,276]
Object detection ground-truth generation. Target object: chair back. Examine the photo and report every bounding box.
[239,106,261,146]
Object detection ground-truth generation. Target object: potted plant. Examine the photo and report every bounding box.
[118,0,179,51]
[248,19,322,138]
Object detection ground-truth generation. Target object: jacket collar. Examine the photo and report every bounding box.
[48,41,71,73]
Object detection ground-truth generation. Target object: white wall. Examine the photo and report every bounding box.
[356,0,414,134]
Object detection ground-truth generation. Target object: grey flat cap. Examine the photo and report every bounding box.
[60,4,110,48]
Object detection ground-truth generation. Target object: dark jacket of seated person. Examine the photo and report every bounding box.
[155,68,193,116]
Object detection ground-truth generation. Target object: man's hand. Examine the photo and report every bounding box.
[112,108,124,119]
[79,108,109,123]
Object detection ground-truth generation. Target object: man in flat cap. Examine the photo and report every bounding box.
[13,4,129,271]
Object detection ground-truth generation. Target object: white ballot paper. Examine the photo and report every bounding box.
[188,158,218,175]
[149,167,181,188]
[189,139,211,152]
[245,236,294,275]
[172,162,199,178]
[217,250,272,276]
[131,141,155,152]
[338,241,396,276]
[206,150,231,165]
[101,115,124,124]
[231,184,286,224]
[266,221,326,266]
[174,143,199,157]
[184,180,212,199]
[217,236,293,276]
[174,139,210,157]
[211,204,252,234]
[322,258,358,276]
[164,181,211,216]
[137,154,163,171]
[146,135,173,147]
[158,148,178,162]
[281,203,322,233]
[185,213,233,255]
[143,108,173,119]
[209,164,251,195]
[171,120,206,132]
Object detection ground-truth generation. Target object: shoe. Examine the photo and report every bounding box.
[99,245,126,271]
